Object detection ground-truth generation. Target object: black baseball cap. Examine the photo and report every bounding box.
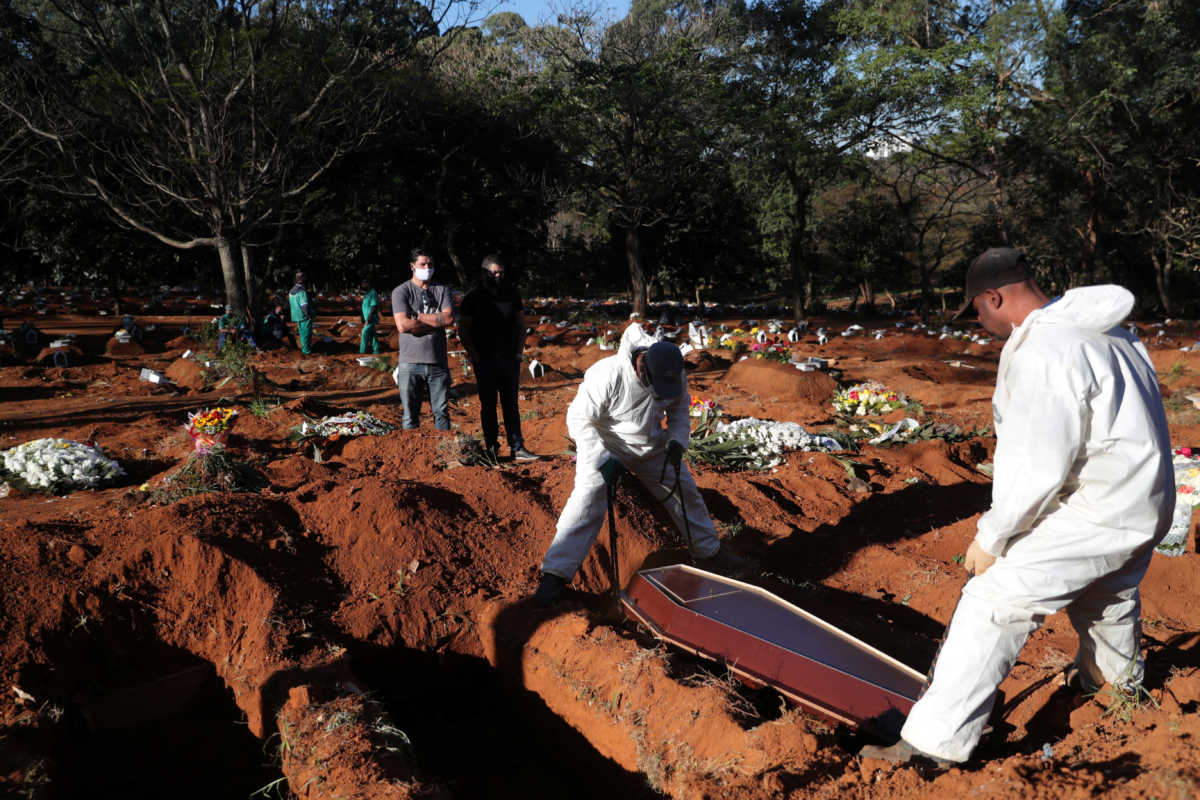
[953,247,1033,318]
[643,341,685,399]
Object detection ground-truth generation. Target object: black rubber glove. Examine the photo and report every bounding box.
[599,458,623,488]
[665,440,685,474]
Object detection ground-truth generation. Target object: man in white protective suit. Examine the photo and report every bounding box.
[863,247,1174,767]
[533,323,746,606]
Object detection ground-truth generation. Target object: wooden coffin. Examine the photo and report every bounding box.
[620,565,927,739]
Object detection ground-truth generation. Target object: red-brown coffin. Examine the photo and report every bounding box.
[620,565,927,739]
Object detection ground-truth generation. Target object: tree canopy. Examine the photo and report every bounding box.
[2,0,1198,317]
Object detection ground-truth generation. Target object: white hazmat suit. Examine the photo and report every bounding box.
[541,324,720,580]
[901,285,1174,762]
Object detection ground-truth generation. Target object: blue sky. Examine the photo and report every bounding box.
[486,0,631,26]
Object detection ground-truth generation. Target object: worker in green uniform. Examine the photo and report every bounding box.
[289,270,314,355]
[360,278,382,354]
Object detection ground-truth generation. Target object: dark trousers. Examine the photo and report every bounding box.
[475,357,523,451]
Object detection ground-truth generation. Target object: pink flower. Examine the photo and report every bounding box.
[1176,447,1193,457]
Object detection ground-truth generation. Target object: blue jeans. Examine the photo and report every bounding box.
[396,363,451,430]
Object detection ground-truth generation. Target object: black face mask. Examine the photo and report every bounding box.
[484,274,504,290]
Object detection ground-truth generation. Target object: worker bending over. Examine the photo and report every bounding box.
[534,323,745,606]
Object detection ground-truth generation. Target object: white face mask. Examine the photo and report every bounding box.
[414,267,434,282]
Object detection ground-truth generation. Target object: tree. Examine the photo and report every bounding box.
[1018,0,1200,312]
[529,0,737,315]
[838,0,1055,245]
[732,0,876,320]
[0,0,468,316]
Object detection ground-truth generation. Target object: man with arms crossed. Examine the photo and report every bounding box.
[863,247,1173,766]
[392,248,454,431]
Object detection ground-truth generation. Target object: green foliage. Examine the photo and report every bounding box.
[148,449,265,503]
[199,338,259,388]
[248,396,280,419]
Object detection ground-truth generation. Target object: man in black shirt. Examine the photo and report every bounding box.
[459,255,538,461]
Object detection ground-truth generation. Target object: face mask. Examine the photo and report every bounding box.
[415,267,434,282]
[484,273,503,289]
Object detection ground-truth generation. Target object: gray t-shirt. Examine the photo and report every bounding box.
[392,280,452,365]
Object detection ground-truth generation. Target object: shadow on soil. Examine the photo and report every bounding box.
[350,637,660,799]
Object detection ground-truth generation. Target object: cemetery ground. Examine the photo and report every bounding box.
[2,292,1200,799]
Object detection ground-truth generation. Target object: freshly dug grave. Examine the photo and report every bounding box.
[2,306,1200,800]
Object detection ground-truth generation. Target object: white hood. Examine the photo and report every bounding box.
[976,284,1173,560]
[566,323,690,468]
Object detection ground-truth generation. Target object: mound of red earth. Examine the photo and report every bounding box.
[1,306,1199,799]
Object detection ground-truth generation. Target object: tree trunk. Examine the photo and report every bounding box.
[787,187,811,324]
[860,279,874,309]
[1152,249,1173,316]
[241,243,257,321]
[216,237,248,317]
[435,148,469,288]
[625,226,648,317]
[918,258,932,322]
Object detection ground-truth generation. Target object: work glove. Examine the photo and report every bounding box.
[599,457,624,488]
[665,440,686,475]
[962,539,997,577]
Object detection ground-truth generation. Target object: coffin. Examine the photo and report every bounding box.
[620,565,927,739]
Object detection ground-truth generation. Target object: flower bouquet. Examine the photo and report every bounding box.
[689,397,721,419]
[832,382,904,416]
[1162,447,1200,556]
[291,410,396,443]
[0,438,125,492]
[187,407,237,453]
[748,340,792,363]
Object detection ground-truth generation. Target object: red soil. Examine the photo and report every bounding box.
[2,299,1199,799]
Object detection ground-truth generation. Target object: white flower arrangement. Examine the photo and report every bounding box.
[689,416,841,470]
[1160,448,1200,556]
[1172,449,1200,506]
[292,411,396,441]
[0,438,125,491]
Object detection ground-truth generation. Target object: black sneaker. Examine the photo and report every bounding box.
[533,572,567,607]
[512,446,539,462]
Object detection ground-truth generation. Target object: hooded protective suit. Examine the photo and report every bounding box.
[540,323,720,580]
[901,285,1173,763]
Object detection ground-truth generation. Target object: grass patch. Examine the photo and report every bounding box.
[436,434,499,468]
[1163,389,1200,426]
[148,448,265,503]
[247,395,281,419]
[1098,682,1160,724]
[198,338,261,390]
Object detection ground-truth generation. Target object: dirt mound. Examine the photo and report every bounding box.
[164,356,206,390]
[684,349,730,372]
[34,345,85,365]
[104,338,146,358]
[724,358,838,408]
[164,334,201,351]
[4,308,1200,800]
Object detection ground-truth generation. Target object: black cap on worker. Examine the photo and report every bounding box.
[953,247,1033,319]
[643,341,685,399]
